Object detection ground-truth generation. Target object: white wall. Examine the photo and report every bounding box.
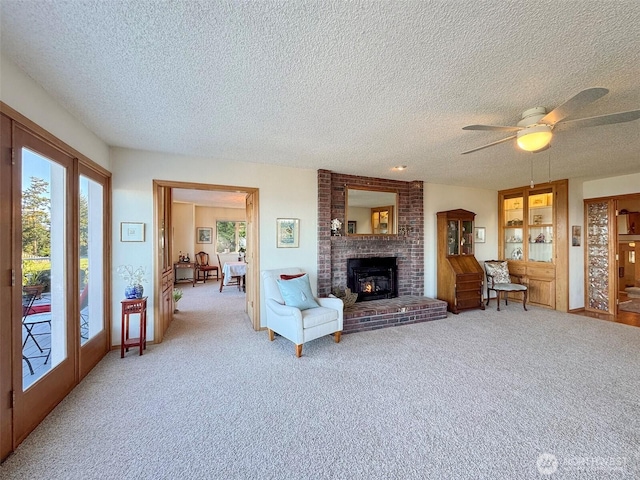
[583,173,640,199]
[111,148,319,341]
[0,54,111,170]
[424,183,498,298]
[568,179,585,310]
[195,205,245,256]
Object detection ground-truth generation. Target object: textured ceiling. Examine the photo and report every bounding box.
[1,0,639,191]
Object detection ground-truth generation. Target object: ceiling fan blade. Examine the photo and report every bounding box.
[462,124,521,132]
[556,109,640,130]
[461,135,516,155]
[539,87,609,125]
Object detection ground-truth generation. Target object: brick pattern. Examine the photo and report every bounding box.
[342,296,447,334]
[317,170,424,298]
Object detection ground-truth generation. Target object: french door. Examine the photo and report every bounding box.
[0,108,110,459]
[78,165,109,379]
[11,125,77,445]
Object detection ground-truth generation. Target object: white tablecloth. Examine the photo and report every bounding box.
[222,261,247,285]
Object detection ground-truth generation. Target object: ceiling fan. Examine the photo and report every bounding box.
[461,87,640,155]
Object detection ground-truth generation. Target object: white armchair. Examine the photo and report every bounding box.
[262,268,343,357]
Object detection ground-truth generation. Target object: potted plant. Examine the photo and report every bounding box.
[172,288,183,313]
[117,265,147,299]
[23,269,50,299]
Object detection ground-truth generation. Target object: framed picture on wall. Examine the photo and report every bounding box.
[276,218,299,248]
[474,227,485,243]
[572,225,581,247]
[347,221,357,234]
[120,222,145,242]
[196,227,213,244]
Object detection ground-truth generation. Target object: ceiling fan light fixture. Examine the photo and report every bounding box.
[516,125,553,152]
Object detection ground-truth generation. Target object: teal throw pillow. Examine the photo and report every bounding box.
[276,274,319,311]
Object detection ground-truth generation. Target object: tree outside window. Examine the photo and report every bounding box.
[216,221,246,253]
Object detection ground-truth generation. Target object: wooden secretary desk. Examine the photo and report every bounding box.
[436,209,485,314]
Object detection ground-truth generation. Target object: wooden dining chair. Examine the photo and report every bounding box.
[195,251,219,283]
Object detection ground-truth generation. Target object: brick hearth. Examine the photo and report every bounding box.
[343,296,448,334]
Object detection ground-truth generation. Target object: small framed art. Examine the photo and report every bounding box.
[276,218,299,248]
[120,222,145,242]
[572,225,581,247]
[347,221,357,234]
[474,227,485,243]
[196,227,213,244]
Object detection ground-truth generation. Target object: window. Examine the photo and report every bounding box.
[216,221,246,253]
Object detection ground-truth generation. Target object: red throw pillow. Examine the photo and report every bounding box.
[280,273,305,280]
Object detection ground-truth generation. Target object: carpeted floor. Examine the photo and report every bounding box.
[1,283,639,479]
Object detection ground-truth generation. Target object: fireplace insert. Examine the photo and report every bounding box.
[347,257,398,302]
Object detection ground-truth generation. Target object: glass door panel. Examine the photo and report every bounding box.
[586,201,614,312]
[528,226,554,263]
[79,175,104,345]
[528,190,554,263]
[447,220,459,255]
[21,148,67,390]
[504,195,524,260]
[505,227,524,260]
[14,126,75,448]
[461,220,473,255]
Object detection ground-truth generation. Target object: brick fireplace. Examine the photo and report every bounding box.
[317,170,447,332]
[317,169,424,297]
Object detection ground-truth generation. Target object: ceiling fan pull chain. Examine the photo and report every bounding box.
[530,157,535,188]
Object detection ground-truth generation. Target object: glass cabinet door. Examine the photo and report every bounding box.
[446,219,475,256]
[447,220,459,255]
[504,195,524,260]
[461,220,473,255]
[528,191,553,263]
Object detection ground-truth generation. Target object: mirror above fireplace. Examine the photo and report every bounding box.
[346,187,398,235]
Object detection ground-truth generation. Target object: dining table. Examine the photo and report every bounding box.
[221,261,247,292]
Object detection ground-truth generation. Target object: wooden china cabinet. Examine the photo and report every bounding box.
[436,209,485,314]
[498,179,568,311]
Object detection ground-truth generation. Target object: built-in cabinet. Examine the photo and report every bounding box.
[498,179,568,311]
[436,209,484,314]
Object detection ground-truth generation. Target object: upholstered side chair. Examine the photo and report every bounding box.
[261,268,343,357]
[484,260,528,311]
